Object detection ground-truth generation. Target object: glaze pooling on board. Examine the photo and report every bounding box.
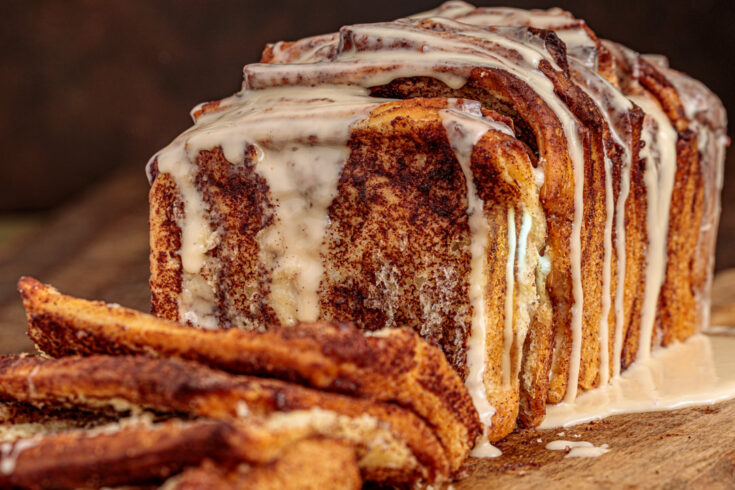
[542,334,735,428]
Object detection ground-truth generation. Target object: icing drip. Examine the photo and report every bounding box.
[564,128,585,403]
[440,106,501,459]
[443,7,600,70]
[502,207,516,387]
[252,130,349,324]
[612,164,631,378]
[629,95,678,362]
[410,1,476,20]
[597,155,614,386]
[513,211,535,379]
[149,85,387,326]
[415,4,576,29]
[564,58,635,385]
[0,439,38,475]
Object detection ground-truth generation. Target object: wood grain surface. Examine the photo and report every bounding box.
[456,395,735,489]
[0,167,734,488]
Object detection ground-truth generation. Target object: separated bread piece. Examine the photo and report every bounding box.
[0,354,446,483]
[163,439,361,490]
[18,276,478,474]
[0,417,361,490]
[148,92,546,443]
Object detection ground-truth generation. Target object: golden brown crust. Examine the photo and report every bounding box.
[167,439,361,490]
[319,99,474,372]
[0,420,246,489]
[0,353,448,483]
[18,276,478,474]
[0,418,361,490]
[602,42,727,367]
[147,4,725,443]
[148,169,183,322]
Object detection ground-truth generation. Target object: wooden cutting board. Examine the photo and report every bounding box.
[1,165,734,488]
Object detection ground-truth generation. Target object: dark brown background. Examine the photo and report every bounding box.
[2,0,734,263]
[3,5,735,483]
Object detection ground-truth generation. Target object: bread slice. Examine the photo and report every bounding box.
[146,3,727,444]
[0,353,445,483]
[0,416,361,489]
[162,439,361,490]
[256,3,727,418]
[18,276,478,473]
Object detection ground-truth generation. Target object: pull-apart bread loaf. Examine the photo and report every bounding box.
[146,1,727,450]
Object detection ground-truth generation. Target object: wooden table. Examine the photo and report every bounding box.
[1,166,734,488]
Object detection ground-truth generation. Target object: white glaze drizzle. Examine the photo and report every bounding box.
[597,154,614,386]
[516,211,534,282]
[26,366,39,398]
[0,439,38,475]
[443,7,599,71]
[246,17,588,403]
[629,94,678,362]
[415,4,575,29]
[148,85,387,326]
[612,167,631,378]
[410,0,476,20]
[440,106,502,459]
[565,57,635,385]
[513,210,535,379]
